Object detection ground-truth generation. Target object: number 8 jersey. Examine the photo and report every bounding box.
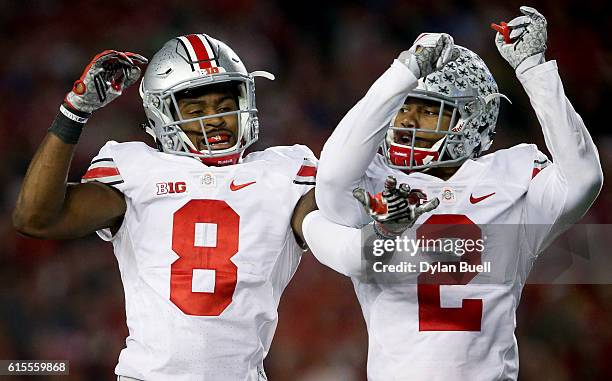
[82,141,317,381]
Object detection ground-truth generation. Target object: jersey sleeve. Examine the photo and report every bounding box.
[519,61,603,256]
[81,141,125,190]
[81,141,126,241]
[531,150,551,179]
[252,144,318,196]
[292,145,317,196]
[292,156,317,189]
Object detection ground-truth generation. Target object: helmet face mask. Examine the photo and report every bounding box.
[144,74,258,165]
[383,46,506,172]
[140,34,271,166]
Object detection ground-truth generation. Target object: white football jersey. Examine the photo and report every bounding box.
[310,59,601,381]
[82,141,317,381]
[349,145,559,381]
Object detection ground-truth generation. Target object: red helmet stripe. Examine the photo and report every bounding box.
[184,34,213,70]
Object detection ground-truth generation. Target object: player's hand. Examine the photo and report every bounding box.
[397,33,460,79]
[65,50,148,114]
[491,6,547,73]
[353,176,440,238]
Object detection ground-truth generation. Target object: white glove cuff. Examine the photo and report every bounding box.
[515,53,546,75]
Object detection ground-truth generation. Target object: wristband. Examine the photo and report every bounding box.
[48,104,91,144]
[59,103,90,123]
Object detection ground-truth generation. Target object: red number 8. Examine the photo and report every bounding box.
[171,199,239,316]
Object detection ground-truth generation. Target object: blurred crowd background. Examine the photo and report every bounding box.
[1,0,611,379]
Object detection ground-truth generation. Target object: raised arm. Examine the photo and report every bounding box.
[520,62,602,226]
[12,50,147,239]
[316,33,457,227]
[493,7,603,253]
[12,133,126,239]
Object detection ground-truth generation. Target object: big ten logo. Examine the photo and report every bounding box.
[157,181,187,195]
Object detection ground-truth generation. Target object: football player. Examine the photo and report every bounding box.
[13,34,318,380]
[302,7,603,380]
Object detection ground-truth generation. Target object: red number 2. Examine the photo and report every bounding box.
[171,199,239,316]
[417,214,483,331]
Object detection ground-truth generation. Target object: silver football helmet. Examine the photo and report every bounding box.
[383,45,509,171]
[140,34,274,165]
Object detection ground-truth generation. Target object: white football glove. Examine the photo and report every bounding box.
[65,50,148,114]
[353,176,440,238]
[491,6,547,73]
[397,33,460,79]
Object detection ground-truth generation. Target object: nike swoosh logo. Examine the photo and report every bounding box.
[470,192,495,204]
[230,180,256,191]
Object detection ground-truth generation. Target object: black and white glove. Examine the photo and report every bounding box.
[64,50,148,115]
[491,6,547,74]
[397,33,459,79]
[353,176,440,238]
[50,50,147,145]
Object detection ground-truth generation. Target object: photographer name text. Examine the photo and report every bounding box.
[372,261,491,274]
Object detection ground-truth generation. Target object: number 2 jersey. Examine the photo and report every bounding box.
[82,142,317,381]
[308,60,602,380]
[351,147,559,381]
